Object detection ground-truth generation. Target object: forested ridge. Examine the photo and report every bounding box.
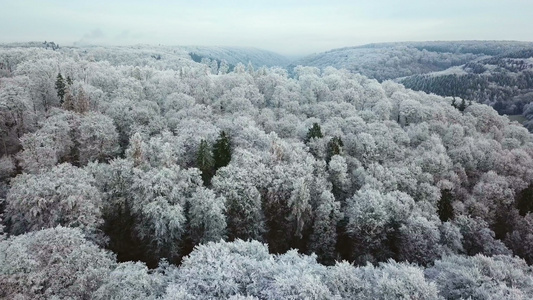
[2,45,533,299]
[400,49,533,117]
[296,41,533,130]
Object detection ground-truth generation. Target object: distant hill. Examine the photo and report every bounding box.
[181,46,290,68]
[295,41,533,126]
[0,42,290,71]
[61,45,290,71]
[400,48,533,116]
[294,41,533,82]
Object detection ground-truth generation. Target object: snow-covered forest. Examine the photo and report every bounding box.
[2,44,533,299]
[297,41,533,127]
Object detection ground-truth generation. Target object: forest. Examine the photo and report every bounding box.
[297,41,533,129]
[1,43,533,299]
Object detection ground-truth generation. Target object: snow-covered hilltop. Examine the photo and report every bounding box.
[295,41,533,81]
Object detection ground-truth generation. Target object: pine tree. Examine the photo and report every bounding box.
[516,183,533,216]
[326,136,344,164]
[305,123,323,143]
[55,73,66,104]
[213,131,231,171]
[458,98,467,112]
[438,189,455,222]
[197,139,214,186]
[66,76,73,85]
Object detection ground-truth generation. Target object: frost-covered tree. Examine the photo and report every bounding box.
[398,215,442,265]
[0,227,116,299]
[93,261,167,300]
[453,215,511,256]
[288,177,312,239]
[169,239,273,298]
[17,109,79,173]
[309,190,342,265]
[129,166,202,263]
[326,260,442,300]
[0,77,34,156]
[78,112,120,164]
[328,155,351,201]
[5,163,104,239]
[426,254,533,300]
[196,139,214,185]
[188,187,226,244]
[212,161,265,241]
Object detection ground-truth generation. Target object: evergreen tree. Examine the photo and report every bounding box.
[458,98,467,112]
[55,73,66,104]
[66,76,73,85]
[213,131,231,171]
[516,183,533,216]
[326,136,344,164]
[438,189,455,222]
[305,123,323,143]
[196,139,214,186]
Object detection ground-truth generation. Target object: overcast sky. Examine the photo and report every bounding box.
[1,0,532,56]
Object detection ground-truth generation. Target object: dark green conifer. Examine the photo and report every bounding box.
[326,136,344,163]
[197,139,214,186]
[55,73,66,104]
[306,123,323,143]
[438,189,455,222]
[213,131,231,171]
[458,99,467,112]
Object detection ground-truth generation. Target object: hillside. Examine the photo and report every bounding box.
[182,45,291,68]
[400,49,533,116]
[0,42,290,76]
[295,41,533,82]
[295,41,533,129]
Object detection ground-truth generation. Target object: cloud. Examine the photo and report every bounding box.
[83,28,105,40]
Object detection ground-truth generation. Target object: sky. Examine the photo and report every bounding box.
[1,0,533,56]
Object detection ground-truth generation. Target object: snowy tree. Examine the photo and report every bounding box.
[309,190,342,265]
[78,112,120,164]
[398,215,442,265]
[6,163,104,239]
[288,177,312,239]
[130,166,202,263]
[328,155,351,201]
[196,139,214,185]
[326,260,441,300]
[17,109,79,173]
[212,163,265,241]
[426,254,533,299]
[93,261,167,300]
[170,239,273,298]
[344,188,392,263]
[0,77,34,156]
[0,227,116,299]
[188,187,227,244]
